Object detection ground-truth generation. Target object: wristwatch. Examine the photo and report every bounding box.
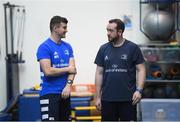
[136,87,143,94]
[67,80,73,84]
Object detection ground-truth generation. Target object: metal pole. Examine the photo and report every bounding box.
[4,3,8,56]
[10,6,14,54]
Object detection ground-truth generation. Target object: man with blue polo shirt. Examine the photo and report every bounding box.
[94,19,146,121]
[36,16,76,121]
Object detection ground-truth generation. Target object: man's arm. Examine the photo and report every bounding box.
[39,59,76,77]
[132,63,146,105]
[95,65,104,110]
[61,57,76,99]
[136,63,146,90]
[67,58,76,82]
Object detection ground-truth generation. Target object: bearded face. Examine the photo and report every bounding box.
[106,23,122,43]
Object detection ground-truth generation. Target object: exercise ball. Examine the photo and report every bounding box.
[148,0,175,9]
[149,64,162,79]
[143,10,175,40]
[165,84,178,98]
[143,49,159,62]
[143,87,153,98]
[153,88,166,98]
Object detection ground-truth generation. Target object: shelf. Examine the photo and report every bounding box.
[145,61,180,64]
[139,43,180,47]
[140,44,180,64]
[146,79,180,83]
[141,47,180,50]
[141,98,180,102]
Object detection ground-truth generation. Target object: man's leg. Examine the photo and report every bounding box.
[40,94,60,121]
[101,100,119,121]
[118,102,137,121]
[59,96,71,121]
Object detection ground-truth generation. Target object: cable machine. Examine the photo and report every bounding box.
[3,2,25,104]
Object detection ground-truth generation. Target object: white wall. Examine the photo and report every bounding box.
[0,0,148,110]
[0,0,7,111]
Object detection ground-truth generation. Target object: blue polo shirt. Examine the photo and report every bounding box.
[36,38,74,96]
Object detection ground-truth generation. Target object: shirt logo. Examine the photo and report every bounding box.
[54,52,59,59]
[49,117,54,120]
[112,64,118,68]
[60,59,64,63]
[121,54,127,60]
[104,56,109,61]
[64,50,69,55]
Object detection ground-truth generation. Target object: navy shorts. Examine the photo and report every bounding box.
[101,100,137,121]
[40,94,71,121]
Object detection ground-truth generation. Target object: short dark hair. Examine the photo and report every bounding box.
[50,16,68,32]
[109,19,125,33]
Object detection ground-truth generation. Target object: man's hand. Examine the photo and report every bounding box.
[132,91,142,105]
[61,84,71,99]
[95,97,101,111]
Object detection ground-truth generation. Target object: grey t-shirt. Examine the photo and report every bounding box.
[94,40,144,101]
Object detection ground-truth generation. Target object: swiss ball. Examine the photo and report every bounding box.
[143,10,175,40]
[148,0,175,10]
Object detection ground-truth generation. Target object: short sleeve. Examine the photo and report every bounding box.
[132,46,144,65]
[36,44,51,61]
[94,46,104,67]
[68,44,74,58]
